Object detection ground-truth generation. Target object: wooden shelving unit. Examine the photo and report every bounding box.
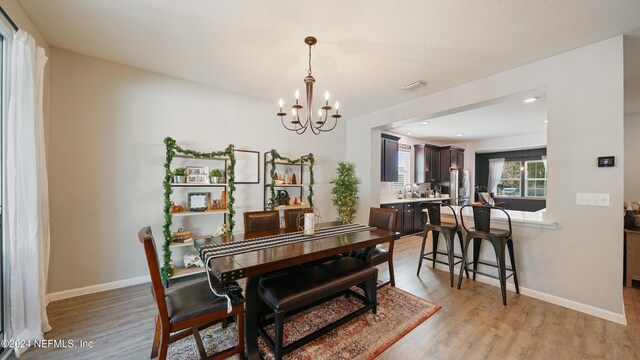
[164,146,234,286]
[171,209,228,217]
[171,266,205,279]
[263,152,313,211]
[171,183,228,188]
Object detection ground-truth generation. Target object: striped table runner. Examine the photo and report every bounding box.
[199,223,376,312]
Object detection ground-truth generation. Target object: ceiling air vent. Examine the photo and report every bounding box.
[401,80,427,91]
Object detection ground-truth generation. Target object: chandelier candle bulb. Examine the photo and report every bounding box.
[325,91,330,101]
[295,90,300,100]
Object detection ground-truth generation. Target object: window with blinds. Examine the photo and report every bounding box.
[392,146,411,191]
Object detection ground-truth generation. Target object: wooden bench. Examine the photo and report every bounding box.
[257,256,377,359]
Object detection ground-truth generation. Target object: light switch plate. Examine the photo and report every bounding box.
[576,193,610,207]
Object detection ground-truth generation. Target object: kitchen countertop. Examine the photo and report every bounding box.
[380,196,450,205]
[438,205,556,229]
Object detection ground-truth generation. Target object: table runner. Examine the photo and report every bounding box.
[199,223,376,312]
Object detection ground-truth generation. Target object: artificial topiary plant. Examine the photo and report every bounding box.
[330,161,360,224]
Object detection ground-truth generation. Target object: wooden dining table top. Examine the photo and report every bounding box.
[195,221,398,283]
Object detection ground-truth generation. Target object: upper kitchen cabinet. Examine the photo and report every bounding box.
[414,144,441,183]
[439,146,465,175]
[381,133,400,182]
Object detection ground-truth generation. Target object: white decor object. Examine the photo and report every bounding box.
[183,255,204,268]
[6,30,50,356]
[304,212,315,236]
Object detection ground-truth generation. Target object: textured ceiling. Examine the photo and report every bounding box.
[18,0,640,118]
[386,95,548,142]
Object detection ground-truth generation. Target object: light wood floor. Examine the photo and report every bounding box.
[14,235,640,359]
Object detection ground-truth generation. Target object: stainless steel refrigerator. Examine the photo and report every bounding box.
[449,168,470,206]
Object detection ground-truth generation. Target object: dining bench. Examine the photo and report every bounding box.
[257,256,378,359]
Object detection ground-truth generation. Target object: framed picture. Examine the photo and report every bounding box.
[187,166,209,176]
[186,166,210,184]
[234,150,260,184]
[188,192,211,212]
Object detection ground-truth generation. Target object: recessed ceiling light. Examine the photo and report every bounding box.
[391,122,398,128]
[420,121,430,125]
[456,133,464,137]
[523,97,538,103]
[407,132,412,135]
[544,120,549,123]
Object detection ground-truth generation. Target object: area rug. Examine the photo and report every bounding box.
[168,285,440,360]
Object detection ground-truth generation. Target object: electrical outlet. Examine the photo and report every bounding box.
[576,193,610,207]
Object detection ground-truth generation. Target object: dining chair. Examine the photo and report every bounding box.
[138,226,244,360]
[367,207,399,287]
[283,208,313,229]
[244,210,280,233]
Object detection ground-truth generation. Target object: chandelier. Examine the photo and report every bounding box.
[277,36,341,135]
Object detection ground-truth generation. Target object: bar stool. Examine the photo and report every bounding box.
[417,202,469,287]
[457,204,520,305]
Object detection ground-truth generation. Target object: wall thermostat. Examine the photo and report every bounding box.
[598,156,615,167]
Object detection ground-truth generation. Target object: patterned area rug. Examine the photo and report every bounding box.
[168,285,440,360]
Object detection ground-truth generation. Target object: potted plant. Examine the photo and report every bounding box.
[172,167,187,183]
[330,161,360,224]
[209,168,224,184]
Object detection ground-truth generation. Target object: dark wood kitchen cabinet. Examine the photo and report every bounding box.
[438,146,465,194]
[402,203,414,234]
[414,144,441,183]
[425,146,441,182]
[381,202,425,235]
[381,134,400,182]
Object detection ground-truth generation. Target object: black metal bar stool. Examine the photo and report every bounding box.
[417,202,469,287]
[457,204,520,305]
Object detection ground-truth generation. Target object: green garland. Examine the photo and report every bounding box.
[162,137,236,281]
[267,149,315,210]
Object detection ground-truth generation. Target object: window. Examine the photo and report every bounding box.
[525,160,547,197]
[496,161,521,197]
[392,148,411,191]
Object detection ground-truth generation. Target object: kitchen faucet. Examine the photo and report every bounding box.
[404,184,417,199]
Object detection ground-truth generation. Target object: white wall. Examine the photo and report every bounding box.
[625,113,640,201]
[47,48,346,293]
[347,37,625,319]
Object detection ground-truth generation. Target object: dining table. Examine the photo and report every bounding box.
[195,221,398,360]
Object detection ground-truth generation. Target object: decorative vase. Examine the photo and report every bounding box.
[173,175,185,183]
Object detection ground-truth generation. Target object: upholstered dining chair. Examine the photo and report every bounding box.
[367,207,399,287]
[244,210,280,233]
[138,226,244,360]
[283,208,313,229]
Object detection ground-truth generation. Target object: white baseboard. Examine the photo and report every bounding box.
[430,263,626,325]
[46,275,150,304]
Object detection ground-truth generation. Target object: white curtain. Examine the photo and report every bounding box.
[541,155,547,172]
[487,158,505,194]
[6,30,50,357]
